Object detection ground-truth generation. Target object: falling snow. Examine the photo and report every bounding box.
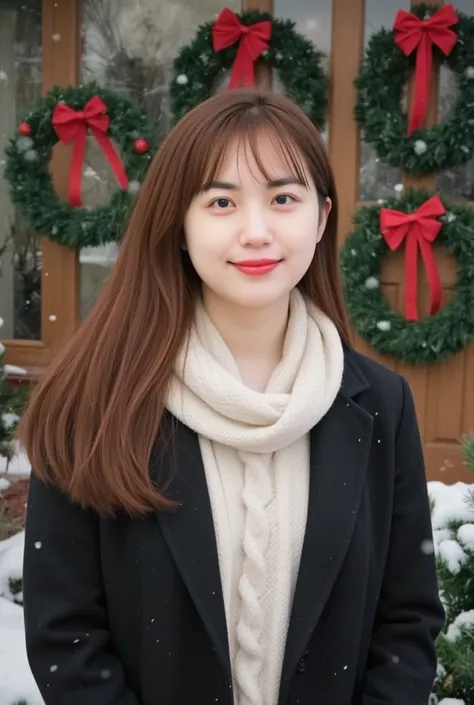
[421,539,434,555]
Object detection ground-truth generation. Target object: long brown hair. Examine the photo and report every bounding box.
[18,89,351,517]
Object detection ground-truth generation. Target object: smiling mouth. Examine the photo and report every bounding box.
[230,259,282,277]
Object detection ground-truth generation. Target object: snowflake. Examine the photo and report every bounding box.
[24,149,38,162]
[414,140,427,155]
[376,320,391,332]
[365,276,379,290]
[127,180,140,194]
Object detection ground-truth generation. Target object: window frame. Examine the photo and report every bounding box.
[3,0,448,376]
[3,0,80,374]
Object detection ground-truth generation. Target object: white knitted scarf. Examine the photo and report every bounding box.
[166,288,344,705]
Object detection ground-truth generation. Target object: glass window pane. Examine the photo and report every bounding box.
[273,0,331,142]
[359,0,410,202]
[0,0,42,340]
[436,0,474,200]
[79,0,239,321]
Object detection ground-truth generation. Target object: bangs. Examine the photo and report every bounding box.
[197,112,310,192]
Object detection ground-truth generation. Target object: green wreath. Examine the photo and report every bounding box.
[340,190,474,365]
[354,3,474,175]
[170,10,328,128]
[4,82,155,249]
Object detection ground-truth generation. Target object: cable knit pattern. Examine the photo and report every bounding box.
[235,450,272,705]
[166,289,344,705]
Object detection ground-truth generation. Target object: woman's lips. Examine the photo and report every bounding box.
[231,259,281,277]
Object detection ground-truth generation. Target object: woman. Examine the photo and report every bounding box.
[20,89,444,705]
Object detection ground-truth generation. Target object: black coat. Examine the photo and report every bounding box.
[23,350,445,705]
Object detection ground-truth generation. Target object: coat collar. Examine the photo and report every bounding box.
[151,350,373,697]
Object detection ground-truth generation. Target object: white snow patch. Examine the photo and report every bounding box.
[457,523,474,551]
[429,482,474,529]
[445,610,474,642]
[0,597,43,704]
[0,442,31,475]
[1,411,20,430]
[4,364,27,376]
[437,539,467,573]
[0,532,24,603]
[433,528,455,546]
[0,478,11,492]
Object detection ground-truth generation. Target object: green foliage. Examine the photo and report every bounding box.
[461,433,474,473]
[354,4,474,175]
[0,354,27,462]
[436,627,474,704]
[4,81,155,249]
[437,522,474,624]
[434,491,474,704]
[170,11,328,129]
[340,190,474,364]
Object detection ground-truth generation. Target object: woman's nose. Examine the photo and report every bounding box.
[239,209,272,247]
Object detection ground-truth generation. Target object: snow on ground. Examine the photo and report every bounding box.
[0,473,473,705]
[0,533,43,705]
[0,442,31,476]
[430,481,474,530]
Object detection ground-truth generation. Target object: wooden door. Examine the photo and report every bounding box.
[350,0,474,484]
[245,0,474,483]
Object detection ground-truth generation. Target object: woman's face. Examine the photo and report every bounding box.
[184,133,331,312]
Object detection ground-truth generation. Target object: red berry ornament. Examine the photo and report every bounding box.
[18,122,32,136]
[134,138,149,154]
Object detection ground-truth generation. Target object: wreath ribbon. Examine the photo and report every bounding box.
[212,8,271,89]
[393,4,458,135]
[52,95,129,207]
[380,195,445,321]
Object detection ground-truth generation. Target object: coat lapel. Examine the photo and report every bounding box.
[151,353,373,703]
[150,419,231,680]
[278,354,374,704]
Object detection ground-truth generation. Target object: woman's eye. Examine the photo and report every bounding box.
[273,194,296,206]
[210,197,234,209]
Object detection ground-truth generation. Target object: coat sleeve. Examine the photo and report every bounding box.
[361,375,445,705]
[23,473,140,705]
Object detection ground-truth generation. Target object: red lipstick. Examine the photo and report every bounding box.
[231,259,281,276]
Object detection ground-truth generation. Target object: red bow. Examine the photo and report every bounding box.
[393,4,458,135]
[380,196,445,321]
[212,8,272,89]
[52,95,128,208]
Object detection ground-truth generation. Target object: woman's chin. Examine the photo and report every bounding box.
[222,287,291,310]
